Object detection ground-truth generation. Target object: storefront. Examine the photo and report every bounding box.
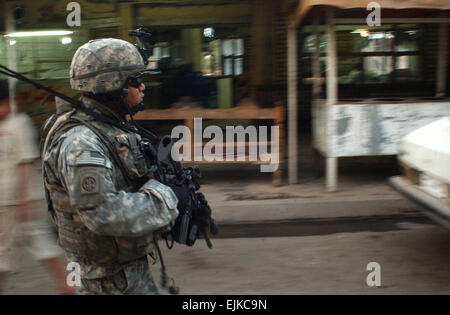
[287,1,450,190]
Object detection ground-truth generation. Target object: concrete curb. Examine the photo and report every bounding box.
[211,197,423,225]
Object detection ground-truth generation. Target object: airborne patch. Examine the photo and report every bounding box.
[80,171,99,195]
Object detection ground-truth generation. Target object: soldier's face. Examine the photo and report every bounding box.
[126,82,146,107]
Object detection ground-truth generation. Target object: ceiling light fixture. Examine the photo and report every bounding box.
[5,30,73,37]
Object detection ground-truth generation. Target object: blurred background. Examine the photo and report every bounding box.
[0,0,449,295]
[0,0,449,189]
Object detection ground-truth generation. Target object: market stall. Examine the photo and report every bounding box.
[287,1,450,191]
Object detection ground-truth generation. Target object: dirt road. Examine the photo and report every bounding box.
[2,220,449,295]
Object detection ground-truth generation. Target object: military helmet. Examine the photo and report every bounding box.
[70,38,146,94]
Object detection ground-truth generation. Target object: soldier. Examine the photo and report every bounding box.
[42,38,180,295]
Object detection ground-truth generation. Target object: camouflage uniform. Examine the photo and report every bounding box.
[42,39,179,295]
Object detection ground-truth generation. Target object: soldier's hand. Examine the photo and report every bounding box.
[169,184,191,212]
[154,224,172,240]
[158,224,171,234]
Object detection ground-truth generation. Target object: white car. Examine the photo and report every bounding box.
[389,117,450,229]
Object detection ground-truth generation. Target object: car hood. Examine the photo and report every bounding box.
[398,117,450,183]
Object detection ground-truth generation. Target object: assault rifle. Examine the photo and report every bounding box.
[140,135,219,249]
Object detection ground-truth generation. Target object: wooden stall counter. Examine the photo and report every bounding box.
[133,101,285,186]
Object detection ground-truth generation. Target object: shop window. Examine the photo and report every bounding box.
[201,38,245,76]
[222,38,244,76]
[0,31,87,80]
[340,26,421,84]
[302,25,422,84]
[301,34,327,79]
[303,34,327,53]
[148,41,185,71]
[201,39,221,76]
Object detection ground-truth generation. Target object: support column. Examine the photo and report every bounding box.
[119,3,135,43]
[312,13,322,99]
[311,11,321,156]
[181,29,202,72]
[436,21,448,97]
[326,156,338,191]
[287,27,298,185]
[250,0,274,105]
[325,8,338,192]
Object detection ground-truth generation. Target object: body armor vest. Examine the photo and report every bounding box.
[42,106,155,277]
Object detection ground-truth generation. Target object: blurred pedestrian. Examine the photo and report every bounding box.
[0,79,74,294]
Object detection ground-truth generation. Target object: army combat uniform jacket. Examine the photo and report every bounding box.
[42,96,179,293]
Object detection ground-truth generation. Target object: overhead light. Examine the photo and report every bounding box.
[351,29,370,37]
[61,37,72,45]
[203,28,214,38]
[4,30,73,37]
[368,32,394,40]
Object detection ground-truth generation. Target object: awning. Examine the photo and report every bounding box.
[290,0,450,27]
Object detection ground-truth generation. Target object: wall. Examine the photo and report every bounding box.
[326,101,450,157]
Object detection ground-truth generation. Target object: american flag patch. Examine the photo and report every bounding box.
[75,151,107,167]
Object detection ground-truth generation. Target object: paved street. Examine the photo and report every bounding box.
[2,216,449,295]
[161,220,449,295]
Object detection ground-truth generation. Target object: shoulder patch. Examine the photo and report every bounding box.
[79,168,100,195]
[75,151,108,167]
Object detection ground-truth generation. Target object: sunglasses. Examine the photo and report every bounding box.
[127,73,143,88]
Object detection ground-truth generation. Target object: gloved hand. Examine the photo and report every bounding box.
[169,184,192,212]
[195,192,212,218]
[194,192,218,235]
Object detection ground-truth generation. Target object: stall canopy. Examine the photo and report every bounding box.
[290,0,450,27]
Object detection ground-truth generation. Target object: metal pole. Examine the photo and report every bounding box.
[436,20,448,97]
[325,7,338,192]
[287,27,298,185]
[312,12,321,99]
